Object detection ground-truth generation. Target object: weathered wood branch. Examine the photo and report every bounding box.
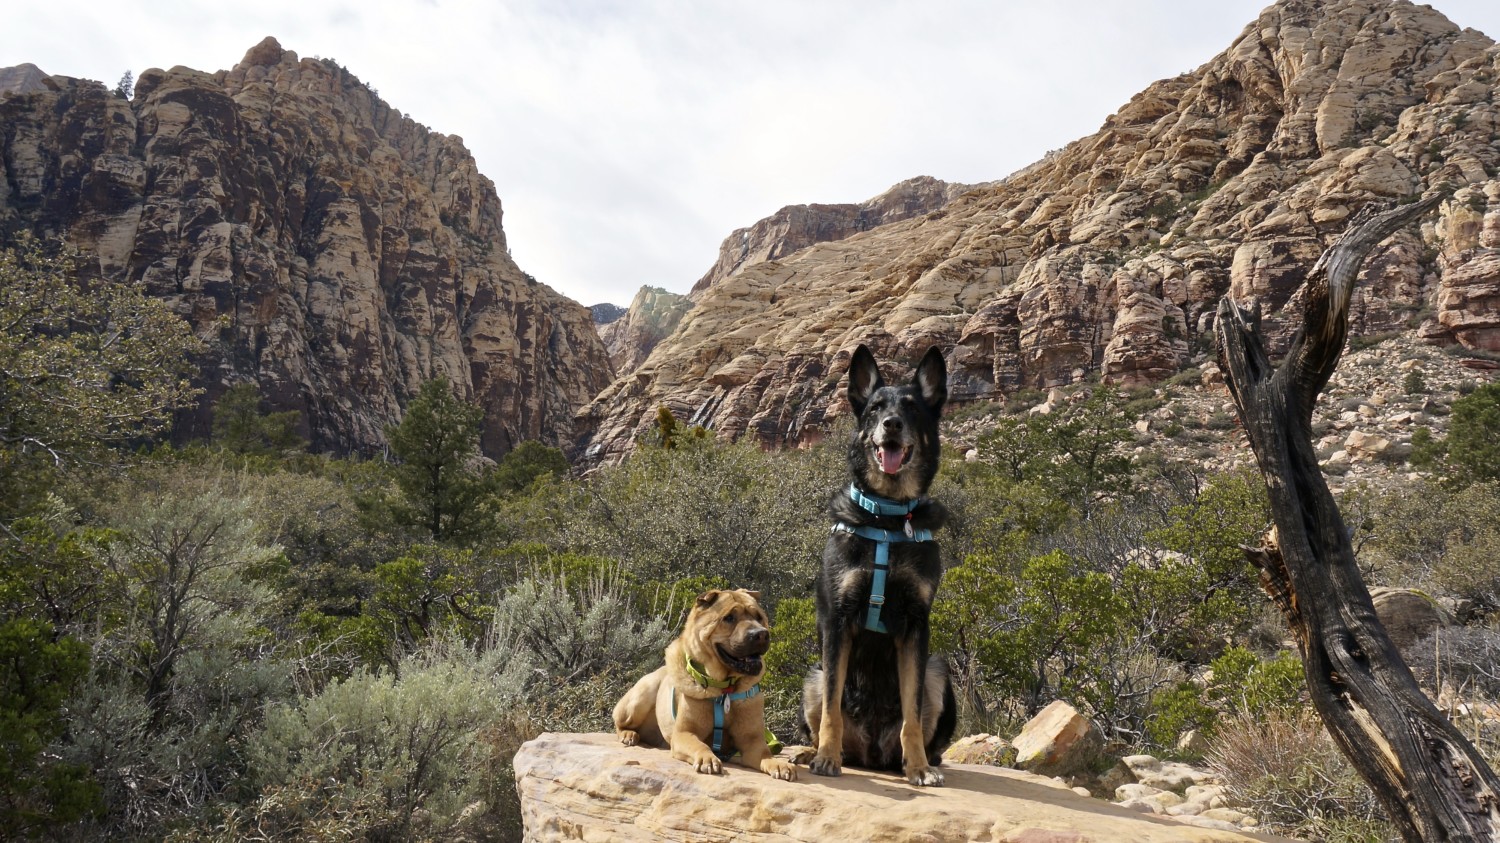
[1216,193,1500,843]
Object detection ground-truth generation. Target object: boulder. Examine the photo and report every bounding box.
[1013,701,1101,776]
[1370,587,1455,650]
[1121,755,1218,793]
[946,733,1019,766]
[514,733,1291,842]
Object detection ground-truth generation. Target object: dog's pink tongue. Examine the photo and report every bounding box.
[878,446,904,475]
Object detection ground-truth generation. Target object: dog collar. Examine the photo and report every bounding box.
[848,483,923,518]
[685,652,736,691]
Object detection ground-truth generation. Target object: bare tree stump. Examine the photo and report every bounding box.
[1215,194,1500,842]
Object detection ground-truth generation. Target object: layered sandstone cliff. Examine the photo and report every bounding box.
[577,0,1500,465]
[597,286,693,375]
[692,175,987,293]
[0,38,613,457]
[598,176,979,382]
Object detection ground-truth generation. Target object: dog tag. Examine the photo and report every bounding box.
[904,519,914,539]
[722,696,731,715]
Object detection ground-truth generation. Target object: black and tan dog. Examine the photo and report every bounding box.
[798,344,956,786]
[613,588,797,780]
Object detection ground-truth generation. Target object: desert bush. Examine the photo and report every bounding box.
[493,569,671,687]
[761,596,818,739]
[242,641,525,842]
[519,437,835,607]
[1363,480,1500,614]
[1209,709,1392,841]
[1144,646,1304,752]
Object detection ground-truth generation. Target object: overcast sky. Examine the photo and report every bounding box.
[9,1,1500,307]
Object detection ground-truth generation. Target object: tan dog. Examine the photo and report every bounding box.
[613,588,797,780]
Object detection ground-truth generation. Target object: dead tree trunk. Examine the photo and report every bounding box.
[1215,193,1500,841]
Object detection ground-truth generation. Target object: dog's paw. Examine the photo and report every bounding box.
[762,757,799,781]
[904,764,945,787]
[809,749,842,777]
[617,730,638,747]
[689,750,723,775]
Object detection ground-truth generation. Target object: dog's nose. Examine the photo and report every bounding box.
[747,627,768,646]
[882,416,903,432]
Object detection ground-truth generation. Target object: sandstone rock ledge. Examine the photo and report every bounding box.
[514,733,1293,842]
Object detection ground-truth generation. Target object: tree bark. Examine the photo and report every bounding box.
[1215,193,1500,842]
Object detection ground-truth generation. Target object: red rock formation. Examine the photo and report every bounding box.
[0,39,613,458]
[576,0,1500,465]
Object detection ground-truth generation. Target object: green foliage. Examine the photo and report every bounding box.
[936,550,1144,733]
[761,596,818,738]
[1364,480,1500,612]
[647,405,709,449]
[0,235,201,510]
[495,440,568,495]
[1402,368,1428,395]
[1446,382,1500,486]
[492,570,670,687]
[971,387,1137,513]
[1138,470,1269,660]
[1146,647,1304,752]
[351,546,496,666]
[244,642,524,841]
[526,436,835,606]
[1409,426,1442,469]
[383,377,495,543]
[210,383,306,458]
[0,619,99,835]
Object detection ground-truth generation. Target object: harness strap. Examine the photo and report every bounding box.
[673,683,777,759]
[831,522,933,633]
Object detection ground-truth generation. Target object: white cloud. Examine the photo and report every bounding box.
[9,0,1500,306]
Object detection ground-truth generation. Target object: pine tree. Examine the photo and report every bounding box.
[385,377,493,542]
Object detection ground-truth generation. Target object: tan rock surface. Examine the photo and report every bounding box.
[577,0,1500,465]
[514,733,1293,843]
[0,39,613,457]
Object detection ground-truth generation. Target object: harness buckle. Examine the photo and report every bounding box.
[869,593,886,606]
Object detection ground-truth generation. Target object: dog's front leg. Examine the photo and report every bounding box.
[896,636,944,786]
[669,695,724,774]
[811,632,852,776]
[728,697,798,781]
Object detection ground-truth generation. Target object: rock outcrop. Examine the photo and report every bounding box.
[0,63,48,97]
[691,175,986,294]
[596,285,693,375]
[0,42,613,457]
[514,733,1291,842]
[576,0,1500,465]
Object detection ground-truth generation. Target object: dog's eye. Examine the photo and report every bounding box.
[723,613,736,625]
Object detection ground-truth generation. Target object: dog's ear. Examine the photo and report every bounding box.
[847,345,883,417]
[695,590,722,609]
[738,589,761,600]
[913,346,947,411]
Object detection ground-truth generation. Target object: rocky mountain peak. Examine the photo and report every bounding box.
[0,39,613,458]
[575,0,1500,466]
[0,63,49,97]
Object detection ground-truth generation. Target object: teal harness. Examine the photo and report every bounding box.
[674,655,781,759]
[831,483,933,633]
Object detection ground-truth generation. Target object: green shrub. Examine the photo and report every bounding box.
[244,642,523,841]
[1402,369,1427,396]
[1447,382,1500,485]
[761,596,818,739]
